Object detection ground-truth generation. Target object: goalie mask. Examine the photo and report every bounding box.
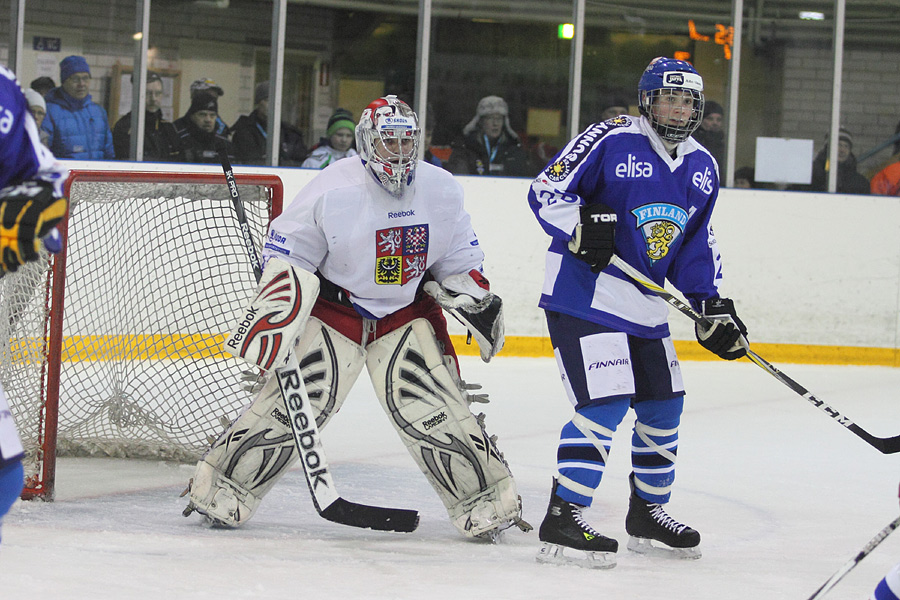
[356,95,420,198]
[638,57,705,143]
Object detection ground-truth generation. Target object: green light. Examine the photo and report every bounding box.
[558,23,574,39]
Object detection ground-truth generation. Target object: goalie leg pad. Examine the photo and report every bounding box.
[294,317,367,428]
[185,375,296,526]
[185,318,366,526]
[365,318,523,538]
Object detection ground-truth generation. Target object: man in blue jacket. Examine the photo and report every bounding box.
[41,55,114,160]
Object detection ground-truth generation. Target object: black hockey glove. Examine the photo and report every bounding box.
[567,202,617,273]
[695,297,749,360]
[0,180,67,276]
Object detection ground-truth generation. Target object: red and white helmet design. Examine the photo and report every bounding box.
[356,95,420,197]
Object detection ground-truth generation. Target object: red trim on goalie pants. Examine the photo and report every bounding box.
[310,293,460,375]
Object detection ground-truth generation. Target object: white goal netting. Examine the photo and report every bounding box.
[2,171,282,499]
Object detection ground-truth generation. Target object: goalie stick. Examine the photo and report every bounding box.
[609,254,900,455]
[217,146,419,532]
[806,514,900,599]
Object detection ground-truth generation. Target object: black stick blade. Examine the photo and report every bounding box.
[320,498,420,532]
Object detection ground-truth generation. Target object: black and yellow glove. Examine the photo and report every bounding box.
[0,180,67,275]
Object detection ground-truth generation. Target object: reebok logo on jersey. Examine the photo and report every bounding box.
[614,153,654,179]
[388,209,415,219]
[693,168,714,194]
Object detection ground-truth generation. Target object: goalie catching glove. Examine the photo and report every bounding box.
[0,180,67,275]
[568,202,616,273]
[423,270,504,362]
[695,297,749,360]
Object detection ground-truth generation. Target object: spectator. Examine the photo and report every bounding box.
[733,166,756,189]
[693,99,725,171]
[599,94,630,121]
[811,127,870,195]
[189,78,229,136]
[41,55,115,160]
[446,95,531,177]
[230,81,307,166]
[112,72,180,162]
[172,91,234,164]
[300,108,357,169]
[23,89,49,148]
[870,157,900,196]
[29,76,55,98]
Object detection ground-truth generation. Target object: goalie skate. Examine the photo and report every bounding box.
[625,474,701,559]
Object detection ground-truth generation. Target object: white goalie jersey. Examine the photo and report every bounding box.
[262,157,485,318]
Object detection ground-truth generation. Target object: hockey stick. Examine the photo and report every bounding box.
[806,514,900,599]
[217,146,419,532]
[609,254,900,455]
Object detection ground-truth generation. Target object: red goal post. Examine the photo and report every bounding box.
[4,169,283,500]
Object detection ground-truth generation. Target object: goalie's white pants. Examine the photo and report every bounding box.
[188,316,521,537]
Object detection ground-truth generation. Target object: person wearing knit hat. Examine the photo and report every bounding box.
[810,126,870,194]
[41,55,114,159]
[189,78,229,136]
[693,98,725,175]
[230,81,307,166]
[112,72,181,161]
[301,107,358,169]
[172,91,234,164]
[23,89,49,149]
[446,95,530,177]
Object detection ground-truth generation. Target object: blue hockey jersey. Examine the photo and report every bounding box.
[0,66,67,197]
[528,114,724,339]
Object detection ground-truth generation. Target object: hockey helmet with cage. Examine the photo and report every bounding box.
[356,95,420,197]
[638,57,705,143]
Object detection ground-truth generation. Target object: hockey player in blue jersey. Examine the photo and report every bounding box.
[0,65,68,544]
[528,57,748,568]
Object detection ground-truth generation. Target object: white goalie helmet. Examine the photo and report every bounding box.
[356,95,420,197]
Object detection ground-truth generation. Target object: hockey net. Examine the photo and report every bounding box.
[3,170,283,500]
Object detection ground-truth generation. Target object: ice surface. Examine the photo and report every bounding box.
[2,356,899,599]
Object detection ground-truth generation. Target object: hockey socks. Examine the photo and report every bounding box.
[554,399,629,506]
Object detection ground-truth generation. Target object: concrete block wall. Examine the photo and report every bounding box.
[781,45,900,175]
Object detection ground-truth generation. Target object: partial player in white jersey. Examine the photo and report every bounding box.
[0,65,69,544]
[528,57,749,568]
[183,95,529,539]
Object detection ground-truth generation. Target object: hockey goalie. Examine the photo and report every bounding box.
[182,95,529,540]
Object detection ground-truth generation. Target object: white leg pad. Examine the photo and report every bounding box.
[187,374,294,526]
[295,317,367,429]
[365,318,523,538]
[186,318,366,527]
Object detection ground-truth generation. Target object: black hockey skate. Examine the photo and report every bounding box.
[536,479,618,569]
[625,474,701,559]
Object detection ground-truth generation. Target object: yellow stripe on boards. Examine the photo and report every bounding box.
[15,334,900,367]
[449,335,900,367]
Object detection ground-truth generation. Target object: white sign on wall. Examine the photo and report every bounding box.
[755,137,814,184]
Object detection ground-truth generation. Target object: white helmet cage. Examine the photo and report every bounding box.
[356,95,420,197]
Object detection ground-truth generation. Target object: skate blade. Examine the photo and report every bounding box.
[627,536,701,559]
[536,542,617,569]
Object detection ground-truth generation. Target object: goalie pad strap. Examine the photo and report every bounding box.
[366,318,521,538]
[224,257,319,371]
